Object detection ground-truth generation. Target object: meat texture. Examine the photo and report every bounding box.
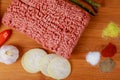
[2,0,91,58]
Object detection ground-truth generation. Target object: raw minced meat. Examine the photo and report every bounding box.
[2,0,91,58]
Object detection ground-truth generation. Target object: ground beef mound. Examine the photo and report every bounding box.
[2,0,91,58]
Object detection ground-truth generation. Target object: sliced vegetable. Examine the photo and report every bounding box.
[70,0,96,16]
[0,45,19,64]
[0,29,12,47]
[101,43,117,57]
[21,49,47,73]
[47,57,71,79]
[40,54,58,76]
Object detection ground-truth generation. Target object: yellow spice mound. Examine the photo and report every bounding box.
[102,22,120,38]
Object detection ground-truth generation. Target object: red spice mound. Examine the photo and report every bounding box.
[101,43,117,57]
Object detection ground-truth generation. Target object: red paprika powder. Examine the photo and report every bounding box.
[101,43,117,57]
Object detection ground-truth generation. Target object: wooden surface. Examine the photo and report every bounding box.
[0,0,120,80]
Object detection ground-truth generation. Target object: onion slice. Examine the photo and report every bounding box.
[40,54,58,76]
[21,48,47,73]
[47,57,71,79]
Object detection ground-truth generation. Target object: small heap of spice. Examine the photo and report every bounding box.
[102,22,120,38]
[99,58,116,72]
[101,43,117,57]
[86,51,101,66]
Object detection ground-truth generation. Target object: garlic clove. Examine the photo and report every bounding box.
[0,45,19,64]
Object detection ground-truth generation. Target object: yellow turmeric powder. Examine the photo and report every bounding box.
[102,22,120,38]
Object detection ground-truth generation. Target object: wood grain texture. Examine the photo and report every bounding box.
[0,0,120,80]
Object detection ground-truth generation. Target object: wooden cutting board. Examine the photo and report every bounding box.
[0,0,120,80]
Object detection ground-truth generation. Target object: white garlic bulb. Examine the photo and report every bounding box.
[0,45,19,64]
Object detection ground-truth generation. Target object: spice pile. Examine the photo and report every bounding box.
[86,22,120,72]
[86,42,117,72]
[86,51,101,66]
[100,42,116,72]
[102,22,120,38]
[99,58,115,72]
